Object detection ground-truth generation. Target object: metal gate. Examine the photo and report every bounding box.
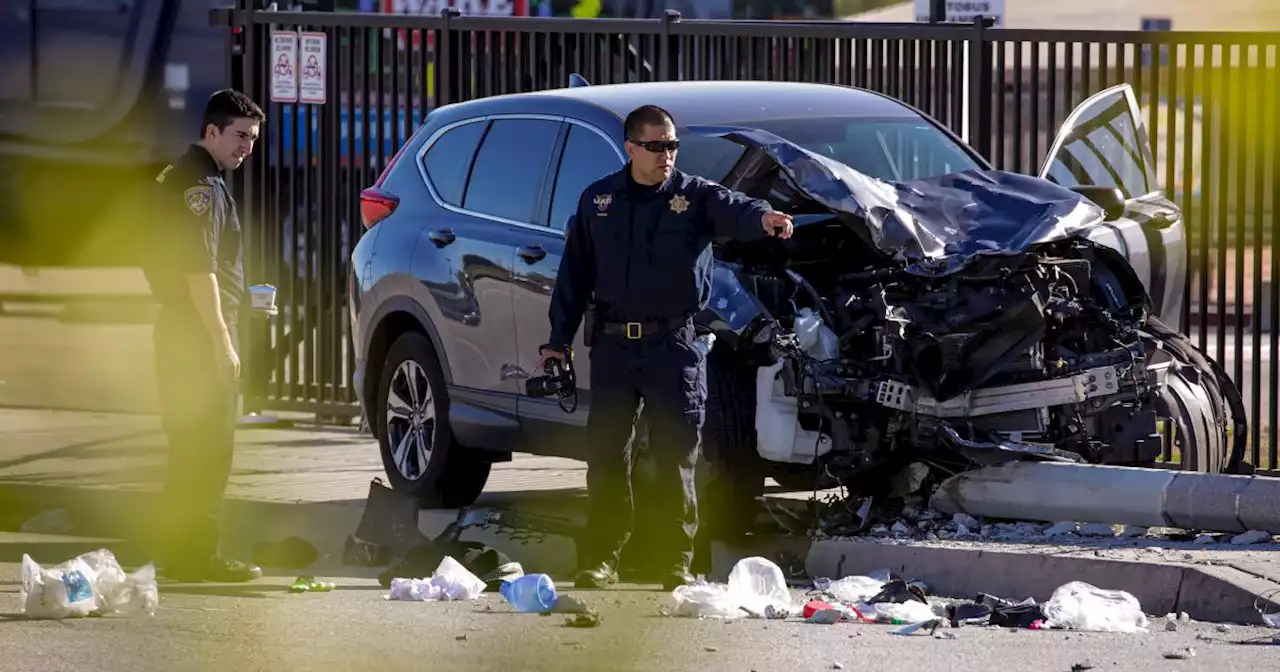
[214,4,1280,471]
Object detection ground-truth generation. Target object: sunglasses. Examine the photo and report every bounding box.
[628,138,680,153]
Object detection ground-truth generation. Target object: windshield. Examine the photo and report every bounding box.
[676,116,982,184]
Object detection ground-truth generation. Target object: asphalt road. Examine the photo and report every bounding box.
[1,565,1279,672]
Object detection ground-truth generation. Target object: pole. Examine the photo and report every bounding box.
[929,0,946,23]
[930,461,1280,535]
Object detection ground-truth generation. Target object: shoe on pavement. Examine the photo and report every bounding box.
[573,562,620,590]
[164,555,263,583]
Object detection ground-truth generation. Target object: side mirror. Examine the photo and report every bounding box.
[1070,185,1126,222]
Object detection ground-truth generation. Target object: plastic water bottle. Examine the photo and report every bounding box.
[499,573,557,613]
[693,333,716,357]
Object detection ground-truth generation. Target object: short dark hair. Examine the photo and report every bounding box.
[623,105,675,141]
[201,89,265,139]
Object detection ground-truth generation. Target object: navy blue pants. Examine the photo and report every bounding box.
[153,314,239,567]
[580,323,706,573]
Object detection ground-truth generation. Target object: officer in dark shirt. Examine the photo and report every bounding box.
[538,105,794,591]
[143,89,264,583]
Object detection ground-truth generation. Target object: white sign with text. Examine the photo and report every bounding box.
[269,30,298,103]
[913,0,1005,27]
[299,32,327,105]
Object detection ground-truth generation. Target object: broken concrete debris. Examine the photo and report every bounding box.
[802,490,1280,548]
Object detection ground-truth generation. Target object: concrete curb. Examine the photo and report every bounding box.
[806,539,1280,626]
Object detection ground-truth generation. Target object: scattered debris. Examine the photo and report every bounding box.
[1077,523,1117,538]
[387,556,486,602]
[455,634,468,641]
[670,557,796,620]
[19,549,157,620]
[564,612,601,628]
[1044,522,1079,537]
[1231,530,1273,545]
[289,575,336,593]
[1216,624,1232,633]
[1162,647,1196,660]
[705,646,719,652]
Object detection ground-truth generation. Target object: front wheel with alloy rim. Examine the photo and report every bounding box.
[375,331,492,509]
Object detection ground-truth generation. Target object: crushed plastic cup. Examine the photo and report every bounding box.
[499,573,557,613]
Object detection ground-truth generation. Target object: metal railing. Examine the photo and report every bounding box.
[214,4,1280,471]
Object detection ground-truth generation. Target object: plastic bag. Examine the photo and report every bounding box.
[1041,581,1149,633]
[387,555,487,602]
[670,556,795,619]
[20,549,158,620]
[821,575,888,603]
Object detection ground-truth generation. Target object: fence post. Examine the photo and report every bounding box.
[966,17,994,162]
[439,7,460,104]
[661,9,681,82]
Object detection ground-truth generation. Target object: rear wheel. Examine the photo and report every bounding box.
[375,331,492,508]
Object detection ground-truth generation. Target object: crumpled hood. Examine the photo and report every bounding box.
[688,125,1106,275]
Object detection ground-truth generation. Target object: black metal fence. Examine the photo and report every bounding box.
[215,5,1280,470]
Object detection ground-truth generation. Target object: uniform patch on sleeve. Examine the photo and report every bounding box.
[184,185,213,217]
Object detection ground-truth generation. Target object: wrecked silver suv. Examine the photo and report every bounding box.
[690,84,1248,512]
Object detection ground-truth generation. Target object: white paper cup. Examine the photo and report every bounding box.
[250,284,278,314]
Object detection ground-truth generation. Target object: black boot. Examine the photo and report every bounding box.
[574,561,620,589]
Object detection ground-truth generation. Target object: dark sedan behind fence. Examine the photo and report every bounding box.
[210,2,1280,473]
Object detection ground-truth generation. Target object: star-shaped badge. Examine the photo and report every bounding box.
[669,193,689,214]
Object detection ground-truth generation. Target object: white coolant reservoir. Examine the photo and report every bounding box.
[794,308,839,361]
[755,359,834,464]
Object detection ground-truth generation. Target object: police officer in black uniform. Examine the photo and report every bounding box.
[538,105,794,591]
[143,89,265,583]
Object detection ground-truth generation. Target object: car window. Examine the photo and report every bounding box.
[1043,89,1154,200]
[423,120,487,207]
[676,117,981,184]
[463,118,561,223]
[548,125,622,231]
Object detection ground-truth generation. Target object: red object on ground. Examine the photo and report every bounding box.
[804,600,835,619]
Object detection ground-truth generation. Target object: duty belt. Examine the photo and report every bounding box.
[600,317,688,340]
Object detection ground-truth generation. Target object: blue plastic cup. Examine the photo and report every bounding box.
[499,573,558,613]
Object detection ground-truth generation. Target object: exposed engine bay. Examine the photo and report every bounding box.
[693,125,1248,486]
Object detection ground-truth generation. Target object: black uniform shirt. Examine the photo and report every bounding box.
[144,144,245,330]
[547,165,772,350]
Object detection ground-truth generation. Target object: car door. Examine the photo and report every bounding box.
[513,119,626,458]
[1038,83,1186,332]
[409,114,561,399]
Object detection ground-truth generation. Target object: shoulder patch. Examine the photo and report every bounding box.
[184,185,213,217]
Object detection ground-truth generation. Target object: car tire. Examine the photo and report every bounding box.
[374,331,492,509]
[1142,316,1248,474]
[696,347,767,546]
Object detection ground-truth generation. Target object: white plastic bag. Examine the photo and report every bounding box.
[822,575,887,603]
[1042,581,1149,633]
[20,549,158,620]
[670,556,795,619]
[387,555,487,602]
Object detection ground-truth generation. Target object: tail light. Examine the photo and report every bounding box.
[360,187,399,230]
[359,138,412,229]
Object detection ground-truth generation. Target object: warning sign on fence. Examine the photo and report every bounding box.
[913,0,1005,27]
[299,32,327,105]
[270,30,298,103]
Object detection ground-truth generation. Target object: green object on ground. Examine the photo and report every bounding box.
[290,576,336,593]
